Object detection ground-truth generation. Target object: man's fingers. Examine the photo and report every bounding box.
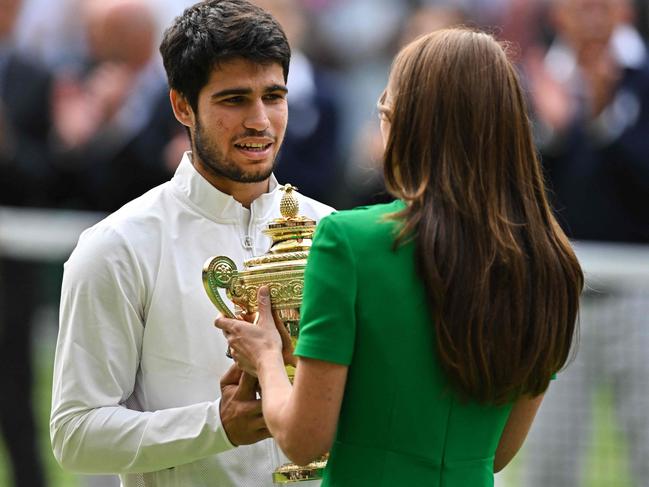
[220,362,243,387]
[248,427,272,444]
[248,400,264,417]
[247,413,267,431]
[274,311,292,345]
[232,427,271,446]
[234,371,259,400]
[233,397,263,417]
[271,310,296,366]
[255,427,271,440]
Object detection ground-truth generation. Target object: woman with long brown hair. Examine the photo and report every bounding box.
[216,28,583,486]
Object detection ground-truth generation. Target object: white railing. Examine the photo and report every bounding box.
[0,206,105,261]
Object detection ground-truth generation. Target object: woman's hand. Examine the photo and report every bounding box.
[215,286,283,377]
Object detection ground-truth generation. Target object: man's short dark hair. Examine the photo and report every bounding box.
[159,0,291,112]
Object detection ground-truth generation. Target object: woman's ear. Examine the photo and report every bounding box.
[169,90,195,129]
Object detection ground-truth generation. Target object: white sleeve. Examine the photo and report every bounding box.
[50,225,235,474]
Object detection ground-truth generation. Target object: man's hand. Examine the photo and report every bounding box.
[273,310,297,368]
[219,364,270,446]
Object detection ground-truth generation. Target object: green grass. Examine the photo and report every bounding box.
[0,321,78,487]
[0,434,9,487]
[584,387,633,487]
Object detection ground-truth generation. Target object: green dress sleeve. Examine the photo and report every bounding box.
[294,215,357,366]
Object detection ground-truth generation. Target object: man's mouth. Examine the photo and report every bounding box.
[234,142,273,152]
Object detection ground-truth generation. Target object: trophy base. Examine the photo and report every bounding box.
[272,457,327,484]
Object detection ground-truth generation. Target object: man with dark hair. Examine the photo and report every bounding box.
[50,1,332,485]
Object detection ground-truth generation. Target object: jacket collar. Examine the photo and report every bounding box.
[171,152,280,222]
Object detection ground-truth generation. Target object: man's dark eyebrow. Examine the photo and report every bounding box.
[211,88,251,99]
[211,85,288,99]
[266,84,288,94]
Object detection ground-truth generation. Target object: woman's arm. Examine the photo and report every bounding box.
[494,394,544,472]
[260,355,347,465]
[216,286,348,465]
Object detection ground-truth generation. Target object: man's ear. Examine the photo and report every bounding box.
[170,90,195,128]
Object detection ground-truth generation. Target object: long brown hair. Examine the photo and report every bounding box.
[383,28,583,405]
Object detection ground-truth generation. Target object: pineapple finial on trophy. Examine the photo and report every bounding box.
[279,184,299,219]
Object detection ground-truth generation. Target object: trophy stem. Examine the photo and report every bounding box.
[284,320,299,382]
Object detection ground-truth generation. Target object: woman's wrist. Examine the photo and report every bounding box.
[257,347,288,384]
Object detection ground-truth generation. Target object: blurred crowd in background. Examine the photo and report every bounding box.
[1,0,649,486]
[2,0,649,213]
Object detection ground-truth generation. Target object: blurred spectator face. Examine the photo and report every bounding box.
[253,0,306,48]
[177,59,289,184]
[553,0,631,49]
[399,6,466,47]
[85,0,156,67]
[0,0,21,39]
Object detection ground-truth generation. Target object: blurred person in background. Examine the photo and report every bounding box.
[14,0,198,71]
[12,0,88,71]
[527,0,649,242]
[49,0,187,213]
[252,0,342,207]
[344,3,467,208]
[634,0,648,39]
[50,1,332,486]
[521,0,649,485]
[303,0,410,207]
[0,0,53,485]
[0,0,54,207]
[490,0,551,57]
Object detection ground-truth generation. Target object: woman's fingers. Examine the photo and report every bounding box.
[214,313,236,333]
[215,314,247,340]
[214,288,283,371]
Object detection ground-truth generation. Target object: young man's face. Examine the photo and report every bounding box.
[190,58,288,185]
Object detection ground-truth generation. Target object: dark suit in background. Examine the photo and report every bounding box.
[0,48,52,487]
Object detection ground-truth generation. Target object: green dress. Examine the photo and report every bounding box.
[294,201,513,487]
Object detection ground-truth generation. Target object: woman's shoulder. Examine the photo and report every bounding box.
[322,200,404,228]
[316,200,406,248]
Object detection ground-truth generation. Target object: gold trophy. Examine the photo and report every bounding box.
[202,184,327,483]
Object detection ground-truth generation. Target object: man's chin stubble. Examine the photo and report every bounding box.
[204,159,275,184]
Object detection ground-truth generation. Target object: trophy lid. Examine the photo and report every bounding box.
[244,184,315,264]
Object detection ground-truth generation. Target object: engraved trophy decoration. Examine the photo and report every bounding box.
[202,185,327,483]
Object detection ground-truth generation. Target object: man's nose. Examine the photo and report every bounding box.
[243,100,270,132]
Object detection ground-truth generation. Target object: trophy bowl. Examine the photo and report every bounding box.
[202,185,327,483]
